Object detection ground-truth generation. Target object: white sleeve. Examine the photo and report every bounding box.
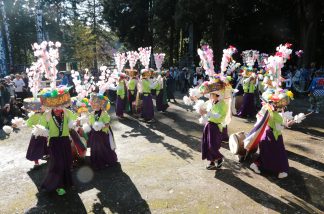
[108,85,117,91]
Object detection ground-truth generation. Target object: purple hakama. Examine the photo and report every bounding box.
[141,94,154,120]
[156,91,168,112]
[26,135,48,161]
[116,95,125,117]
[41,137,73,192]
[88,129,117,170]
[202,122,223,161]
[237,93,256,117]
[257,127,289,174]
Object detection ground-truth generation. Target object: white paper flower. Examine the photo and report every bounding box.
[193,100,206,114]
[82,123,91,133]
[183,96,194,106]
[92,121,104,131]
[294,113,306,124]
[11,117,25,128]
[32,125,49,138]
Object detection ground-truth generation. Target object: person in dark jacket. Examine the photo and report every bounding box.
[166,71,177,103]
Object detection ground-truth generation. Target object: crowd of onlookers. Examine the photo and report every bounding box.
[0,73,30,127]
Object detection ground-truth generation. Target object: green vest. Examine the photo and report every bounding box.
[142,79,151,96]
[89,111,111,133]
[26,113,42,128]
[268,111,283,140]
[40,109,77,138]
[243,77,256,93]
[208,100,228,131]
[117,81,125,98]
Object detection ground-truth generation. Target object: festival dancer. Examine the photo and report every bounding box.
[250,88,295,178]
[198,78,229,169]
[248,43,307,178]
[237,67,258,118]
[25,108,48,169]
[138,69,156,121]
[88,93,117,170]
[155,71,169,112]
[115,73,128,118]
[125,69,138,114]
[39,87,77,196]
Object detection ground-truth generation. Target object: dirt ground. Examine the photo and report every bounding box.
[0,93,323,214]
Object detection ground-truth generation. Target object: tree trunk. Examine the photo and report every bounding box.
[298,0,321,67]
[210,0,227,66]
[1,0,13,68]
[175,27,180,65]
[169,22,174,66]
[0,29,8,75]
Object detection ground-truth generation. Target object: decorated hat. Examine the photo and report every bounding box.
[262,88,294,108]
[199,78,226,95]
[71,97,91,114]
[149,68,155,77]
[90,93,111,111]
[125,68,138,78]
[140,69,151,79]
[39,86,71,108]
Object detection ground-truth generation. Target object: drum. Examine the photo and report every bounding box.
[229,132,246,156]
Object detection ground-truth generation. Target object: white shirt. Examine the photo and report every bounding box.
[13,78,25,92]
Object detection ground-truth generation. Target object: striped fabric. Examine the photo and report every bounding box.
[244,110,270,153]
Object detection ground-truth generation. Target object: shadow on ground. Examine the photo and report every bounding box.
[118,117,195,160]
[25,162,151,213]
[215,159,323,213]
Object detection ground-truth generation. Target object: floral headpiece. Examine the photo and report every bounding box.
[262,88,294,108]
[39,86,71,108]
[90,93,111,111]
[71,97,91,114]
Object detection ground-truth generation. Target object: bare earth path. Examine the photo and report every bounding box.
[0,94,323,213]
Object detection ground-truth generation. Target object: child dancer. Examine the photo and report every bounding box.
[198,79,228,169]
[88,93,117,170]
[25,109,48,169]
[40,104,77,196]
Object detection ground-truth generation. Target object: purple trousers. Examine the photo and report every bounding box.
[202,122,223,161]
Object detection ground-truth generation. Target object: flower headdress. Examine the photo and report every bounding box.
[154,53,165,72]
[221,45,237,75]
[90,93,110,111]
[197,45,214,76]
[138,47,151,70]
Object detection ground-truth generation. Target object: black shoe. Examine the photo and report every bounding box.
[216,158,223,168]
[206,162,216,170]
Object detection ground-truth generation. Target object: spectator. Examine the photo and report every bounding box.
[173,67,180,90]
[307,71,324,113]
[180,68,186,93]
[0,82,11,127]
[166,70,177,103]
[13,74,26,100]
[58,72,69,86]
[4,76,15,99]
